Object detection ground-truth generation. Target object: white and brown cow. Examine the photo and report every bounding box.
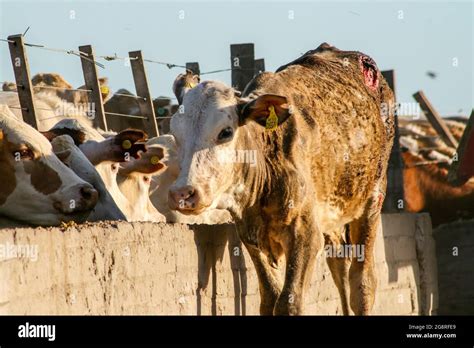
[0,105,98,226]
[168,43,395,315]
[146,134,232,224]
[116,143,168,223]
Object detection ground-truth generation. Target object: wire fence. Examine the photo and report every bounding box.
[0,36,257,122]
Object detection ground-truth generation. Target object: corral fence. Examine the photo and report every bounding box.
[2,35,265,138]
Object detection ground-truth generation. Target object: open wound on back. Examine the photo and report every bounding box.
[359,55,379,91]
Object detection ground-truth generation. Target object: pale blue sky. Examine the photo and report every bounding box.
[0,0,472,115]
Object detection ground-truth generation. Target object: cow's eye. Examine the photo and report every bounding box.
[143,176,151,184]
[111,164,118,171]
[13,148,34,160]
[217,127,233,141]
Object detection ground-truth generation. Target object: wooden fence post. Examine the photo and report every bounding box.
[448,109,474,185]
[255,58,265,75]
[382,70,405,213]
[186,62,200,76]
[129,50,159,137]
[7,34,38,128]
[230,43,255,92]
[413,91,458,148]
[78,45,107,131]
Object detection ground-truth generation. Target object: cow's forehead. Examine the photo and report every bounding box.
[172,81,237,135]
[183,81,237,116]
[1,114,52,154]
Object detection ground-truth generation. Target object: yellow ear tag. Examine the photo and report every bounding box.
[265,105,278,131]
[122,139,132,150]
[100,85,110,95]
[150,155,160,165]
[184,82,196,89]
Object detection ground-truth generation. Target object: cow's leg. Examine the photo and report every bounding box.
[273,220,323,315]
[324,230,351,315]
[243,243,283,315]
[348,197,381,315]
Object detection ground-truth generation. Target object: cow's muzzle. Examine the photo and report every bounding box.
[53,183,99,216]
[169,185,205,214]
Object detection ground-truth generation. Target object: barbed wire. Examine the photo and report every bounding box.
[95,52,187,69]
[97,53,138,62]
[143,58,187,69]
[1,36,258,122]
[2,37,260,76]
[23,42,105,69]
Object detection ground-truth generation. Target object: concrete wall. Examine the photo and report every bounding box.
[0,214,437,315]
[433,219,474,315]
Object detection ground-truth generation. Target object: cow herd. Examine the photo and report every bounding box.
[0,42,471,315]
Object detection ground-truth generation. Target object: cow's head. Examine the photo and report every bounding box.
[0,106,98,225]
[117,144,167,222]
[169,81,291,214]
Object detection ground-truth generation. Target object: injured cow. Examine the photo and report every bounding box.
[169,43,395,315]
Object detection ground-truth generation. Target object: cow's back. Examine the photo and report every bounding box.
[243,46,394,226]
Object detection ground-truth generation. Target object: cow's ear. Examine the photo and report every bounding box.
[98,77,110,101]
[113,129,148,159]
[238,94,291,128]
[173,69,200,105]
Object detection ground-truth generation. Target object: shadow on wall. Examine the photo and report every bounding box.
[380,213,438,315]
[433,219,474,315]
[190,224,248,315]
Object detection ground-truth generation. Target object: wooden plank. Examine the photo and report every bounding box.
[230,43,255,92]
[129,50,159,137]
[413,91,458,148]
[381,70,405,213]
[78,45,107,131]
[255,58,265,75]
[7,34,38,128]
[186,62,200,76]
[381,70,396,100]
[448,109,474,185]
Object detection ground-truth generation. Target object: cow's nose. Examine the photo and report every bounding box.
[77,184,99,211]
[53,183,98,216]
[70,183,99,213]
[169,185,201,212]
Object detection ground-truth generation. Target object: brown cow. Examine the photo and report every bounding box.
[168,43,395,315]
[31,73,110,105]
[399,117,474,226]
[104,89,177,134]
[401,147,474,227]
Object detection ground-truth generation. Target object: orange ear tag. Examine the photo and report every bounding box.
[265,105,278,131]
